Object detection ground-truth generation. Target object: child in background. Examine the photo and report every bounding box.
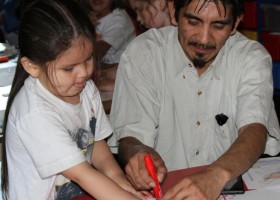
[127,0,173,29]
[1,0,145,199]
[88,0,136,92]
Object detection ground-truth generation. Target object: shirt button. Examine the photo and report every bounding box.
[196,150,200,155]
[188,63,192,67]
[198,91,202,95]
[197,121,201,126]
[183,75,186,79]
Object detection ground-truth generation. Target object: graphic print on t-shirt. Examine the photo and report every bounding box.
[54,116,97,199]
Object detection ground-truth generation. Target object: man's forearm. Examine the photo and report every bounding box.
[209,123,267,185]
[118,137,154,168]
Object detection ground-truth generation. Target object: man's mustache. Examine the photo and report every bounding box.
[188,41,216,50]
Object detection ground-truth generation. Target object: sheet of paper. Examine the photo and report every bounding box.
[218,195,237,200]
[226,186,280,200]
[0,85,12,129]
[242,157,280,190]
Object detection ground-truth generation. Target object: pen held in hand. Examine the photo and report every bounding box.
[144,154,162,199]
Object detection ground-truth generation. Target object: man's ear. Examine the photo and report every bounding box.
[168,0,177,26]
[230,14,244,35]
[21,57,42,78]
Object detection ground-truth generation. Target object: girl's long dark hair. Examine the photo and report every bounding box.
[1,0,96,199]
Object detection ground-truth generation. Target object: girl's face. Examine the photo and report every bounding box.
[39,37,94,104]
[129,0,170,29]
[89,0,112,17]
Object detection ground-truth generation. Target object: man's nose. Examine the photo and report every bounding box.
[197,25,212,45]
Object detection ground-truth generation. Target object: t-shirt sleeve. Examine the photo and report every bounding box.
[87,80,113,141]
[233,41,280,155]
[108,39,162,152]
[17,110,85,178]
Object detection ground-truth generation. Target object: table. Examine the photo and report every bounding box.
[73,166,210,200]
[0,58,17,87]
[74,165,248,200]
[161,165,207,193]
[0,58,17,131]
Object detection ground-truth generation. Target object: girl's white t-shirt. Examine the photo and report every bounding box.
[6,77,112,199]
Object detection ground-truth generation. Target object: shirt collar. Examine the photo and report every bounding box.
[211,45,226,80]
[172,29,193,76]
[212,33,238,80]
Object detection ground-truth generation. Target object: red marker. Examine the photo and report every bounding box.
[144,154,162,199]
[0,56,8,63]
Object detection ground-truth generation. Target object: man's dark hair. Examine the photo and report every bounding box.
[173,0,244,30]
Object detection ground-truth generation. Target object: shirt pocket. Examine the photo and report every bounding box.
[212,114,238,158]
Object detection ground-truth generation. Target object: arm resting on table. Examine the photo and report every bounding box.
[208,123,267,187]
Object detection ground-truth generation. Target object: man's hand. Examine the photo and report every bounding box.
[161,167,227,200]
[125,150,167,191]
[118,137,167,191]
[161,123,267,200]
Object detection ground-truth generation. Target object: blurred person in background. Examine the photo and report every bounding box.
[87,0,136,92]
[127,0,174,29]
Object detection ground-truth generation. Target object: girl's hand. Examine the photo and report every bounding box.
[112,173,148,200]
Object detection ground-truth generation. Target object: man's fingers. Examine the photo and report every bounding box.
[125,158,152,189]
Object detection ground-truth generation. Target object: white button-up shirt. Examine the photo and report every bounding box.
[108,26,280,171]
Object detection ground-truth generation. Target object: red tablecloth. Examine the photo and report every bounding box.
[72,194,94,200]
[73,165,207,199]
[161,165,207,193]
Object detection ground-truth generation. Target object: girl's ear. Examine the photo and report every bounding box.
[21,57,42,78]
[168,0,177,26]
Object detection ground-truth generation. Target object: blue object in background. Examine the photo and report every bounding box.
[273,62,280,89]
[0,0,22,33]
[273,62,280,96]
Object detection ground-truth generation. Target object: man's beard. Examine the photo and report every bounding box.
[188,41,216,68]
[193,53,207,69]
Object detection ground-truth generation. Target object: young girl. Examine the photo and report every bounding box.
[1,0,144,199]
[88,0,136,92]
[127,0,173,29]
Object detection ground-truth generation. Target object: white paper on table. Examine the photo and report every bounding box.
[217,194,238,200]
[242,157,280,190]
[227,186,280,200]
[0,85,12,128]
